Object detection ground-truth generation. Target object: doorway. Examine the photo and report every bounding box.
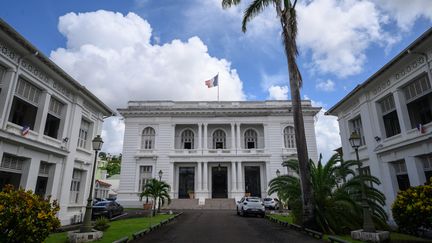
[245,166,261,197]
[178,167,195,198]
[212,166,227,198]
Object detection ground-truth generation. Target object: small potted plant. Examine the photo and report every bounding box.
[187,190,195,199]
[139,189,153,210]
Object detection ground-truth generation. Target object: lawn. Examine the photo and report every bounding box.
[267,214,431,243]
[45,214,174,243]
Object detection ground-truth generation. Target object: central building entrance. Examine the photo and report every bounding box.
[212,166,227,198]
[178,167,195,199]
[245,166,261,197]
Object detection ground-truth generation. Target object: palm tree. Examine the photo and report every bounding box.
[139,179,171,216]
[268,153,388,234]
[222,0,314,225]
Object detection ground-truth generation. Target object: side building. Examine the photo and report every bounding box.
[117,100,320,206]
[326,27,432,220]
[0,19,114,225]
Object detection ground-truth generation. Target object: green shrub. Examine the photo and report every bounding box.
[94,217,111,231]
[0,184,60,242]
[392,179,432,236]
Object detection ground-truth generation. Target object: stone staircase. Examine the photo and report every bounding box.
[164,198,236,210]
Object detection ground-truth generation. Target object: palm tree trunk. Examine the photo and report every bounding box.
[280,7,315,226]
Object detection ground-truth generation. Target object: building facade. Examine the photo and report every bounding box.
[117,100,319,206]
[326,28,432,220]
[0,19,114,225]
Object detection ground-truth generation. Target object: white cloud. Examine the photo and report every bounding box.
[296,0,398,77]
[315,79,335,92]
[51,10,246,153]
[267,85,289,100]
[375,0,432,31]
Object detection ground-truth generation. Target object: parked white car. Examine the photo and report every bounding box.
[236,197,265,217]
[263,197,280,210]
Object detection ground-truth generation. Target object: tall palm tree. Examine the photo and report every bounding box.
[140,179,171,216]
[268,153,388,234]
[222,0,314,225]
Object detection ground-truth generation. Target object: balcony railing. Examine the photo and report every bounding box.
[173,149,198,154]
[207,149,232,154]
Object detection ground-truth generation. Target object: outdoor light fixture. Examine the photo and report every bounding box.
[276,169,281,177]
[374,136,381,142]
[349,132,376,233]
[80,135,104,233]
[158,170,163,181]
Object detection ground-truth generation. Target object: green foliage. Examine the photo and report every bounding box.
[102,155,121,177]
[268,153,388,234]
[139,179,171,215]
[392,179,432,236]
[94,217,111,231]
[0,185,60,243]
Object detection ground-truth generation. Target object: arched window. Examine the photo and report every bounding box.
[244,129,257,149]
[284,126,296,148]
[142,127,155,149]
[213,129,226,149]
[181,129,194,149]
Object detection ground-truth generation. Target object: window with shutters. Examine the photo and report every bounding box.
[244,129,257,149]
[139,166,153,192]
[70,169,82,204]
[44,97,64,139]
[404,75,432,128]
[283,126,296,148]
[8,78,40,129]
[392,160,410,191]
[349,116,366,146]
[141,127,155,149]
[77,119,91,149]
[379,94,401,137]
[213,129,226,149]
[181,129,194,149]
[422,155,432,182]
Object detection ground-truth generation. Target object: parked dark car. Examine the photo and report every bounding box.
[92,201,124,219]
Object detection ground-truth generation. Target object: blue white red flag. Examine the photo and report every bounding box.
[205,74,218,88]
[22,125,30,136]
[417,124,426,134]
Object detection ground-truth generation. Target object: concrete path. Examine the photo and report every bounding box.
[132,210,321,243]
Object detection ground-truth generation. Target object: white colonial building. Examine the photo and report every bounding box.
[0,19,114,225]
[117,100,319,206]
[326,28,432,220]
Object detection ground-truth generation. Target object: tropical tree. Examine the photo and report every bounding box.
[268,153,388,234]
[139,179,171,216]
[222,0,314,225]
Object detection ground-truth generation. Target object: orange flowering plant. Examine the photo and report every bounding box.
[392,179,432,236]
[0,185,60,242]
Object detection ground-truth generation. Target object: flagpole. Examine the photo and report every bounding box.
[217,72,220,102]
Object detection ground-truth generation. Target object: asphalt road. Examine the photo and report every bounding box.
[132,210,320,243]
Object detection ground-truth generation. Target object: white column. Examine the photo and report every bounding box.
[231,161,236,192]
[393,89,410,133]
[198,123,202,150]
[203,123,208,151]
[236,123,241,150]
[405,156,426,186]
[22,158,40,190]
[237,161,243,193]
[37,91,51,138]
[197,162,202,191]
[203,161,208,192]
[231,123,235,150]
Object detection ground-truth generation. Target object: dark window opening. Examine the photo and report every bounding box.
[215,142,224,149]
[383,110,401,137]
[44,114,60,139]
[247,141,256,149]
[407,93,432,128]
[8,97,37,129]
[396,174,410,191]
[184,142,192,149]
[425,171,432,183]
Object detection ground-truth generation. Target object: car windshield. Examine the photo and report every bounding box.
[246,197,260,202]
[94,201,111,206]
[263,198,272,201]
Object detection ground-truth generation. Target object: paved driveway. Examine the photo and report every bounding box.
[132,210,320,243]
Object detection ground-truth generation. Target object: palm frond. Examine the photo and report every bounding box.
[242,0,276,32]
[222,0,242,9]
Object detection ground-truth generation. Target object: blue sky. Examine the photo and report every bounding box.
[1,0,431,159]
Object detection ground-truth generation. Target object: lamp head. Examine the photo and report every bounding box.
[276,169,281,177]
[158,169,163,179]
[349,132,361,149]
[92,135,104,151]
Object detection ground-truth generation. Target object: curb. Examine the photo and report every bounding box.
[265,215,323,240]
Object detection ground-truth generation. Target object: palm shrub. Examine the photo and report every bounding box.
[140,179,171,216]
[392,179,432,236]
[0,185,60,242]
[94,217,110,231]
[268,153,388,234]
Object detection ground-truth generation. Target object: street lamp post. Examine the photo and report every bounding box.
[80,135,104,233]
[349,132,376,233]
[157,170,163,213]
[276,169,281,177]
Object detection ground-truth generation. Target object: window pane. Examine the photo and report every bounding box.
[8,97,38,129]
[383,111,401,137]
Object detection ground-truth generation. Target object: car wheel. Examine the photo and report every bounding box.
[236,208,240,215]
[240,208,245,217]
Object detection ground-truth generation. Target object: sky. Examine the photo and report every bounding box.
[1,0,431,161]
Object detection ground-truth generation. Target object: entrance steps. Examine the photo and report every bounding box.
[164,198,236,210]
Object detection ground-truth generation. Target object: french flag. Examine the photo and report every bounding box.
[205,74,218,88]
[417,124,426,134]
[22,125,30,136]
